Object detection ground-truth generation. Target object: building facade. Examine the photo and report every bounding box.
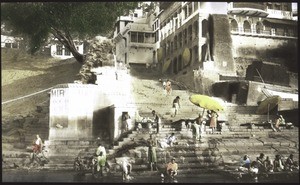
[113,7,157,66]
[113,2,297,76]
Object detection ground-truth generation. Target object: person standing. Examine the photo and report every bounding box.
[195,114,205,139]
[162,80,167,90]
[191,122,200,141]
[122,112,131,133]
[165,79,172,95]
[96,143,107,176]
[209,110,218,134]
[172,96,180,117]
[147,134,158,171]
[152,110,161,133]
[166,158,178,179]
[32,135,43,154]
[122,157,133,181]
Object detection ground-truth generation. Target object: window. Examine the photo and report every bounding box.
[174,35,178,50]
[179,32,182,47]
[188,3,193,17]
[155,31,159,42]
[188,25,192,41]
[56,45,63,55]
[184,28,187,44]
[130,32,138,42]
[117,22,120,33]
[138,32,144,43]
[5,43,12,48]
[267,4,273,9]
[194,2,198,11]
[275,4,281,10]
[134,13,138,17]
[65,48,71,56]
[145,33,153,43]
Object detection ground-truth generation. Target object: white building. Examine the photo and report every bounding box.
[45,38,84,60]
[1,35,22,48]
[113,6,157,66]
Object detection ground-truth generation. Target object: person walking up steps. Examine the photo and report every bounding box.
[165,79,172,95]
[172,96,180,117]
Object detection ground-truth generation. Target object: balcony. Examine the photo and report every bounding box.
[228,2,269,17]
[229,2,265,10]
[231,28,297,38]
[266,8,293,20]
[129,42,155,49]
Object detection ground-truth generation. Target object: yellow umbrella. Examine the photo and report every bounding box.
[189,94,224,115]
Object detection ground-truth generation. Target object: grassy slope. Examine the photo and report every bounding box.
[1,48,82,118]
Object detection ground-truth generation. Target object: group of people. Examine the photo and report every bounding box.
[95,142,134,181]
[238,152,299,178]
[188,110,219,141]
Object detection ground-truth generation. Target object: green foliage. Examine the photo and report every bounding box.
[1,2,138,55]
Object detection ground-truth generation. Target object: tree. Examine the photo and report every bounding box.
[1,2,138,63]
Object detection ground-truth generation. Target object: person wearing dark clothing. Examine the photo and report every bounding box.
[285,154,299,171]
[152,110,161,133]
[256,153,266,173]
[172,96,180,117]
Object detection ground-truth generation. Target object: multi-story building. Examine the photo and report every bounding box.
[228,2,298,75]
[113,5,157,66]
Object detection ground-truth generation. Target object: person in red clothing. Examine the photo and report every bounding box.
[32,134,42,154]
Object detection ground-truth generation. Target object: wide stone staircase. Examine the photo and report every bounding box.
[41,74,299,177]
[2,66,298,179]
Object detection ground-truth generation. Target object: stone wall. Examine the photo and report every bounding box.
[232,35,297,73]
[2,100,50,149]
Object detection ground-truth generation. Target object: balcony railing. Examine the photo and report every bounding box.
[229,2,265,10]
[266,9,292,19]
[231,29,297,38]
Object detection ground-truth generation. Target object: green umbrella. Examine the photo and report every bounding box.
[189,94,224,116]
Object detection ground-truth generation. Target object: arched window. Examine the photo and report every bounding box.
[256,22,263,34]
[193,21,198,39]
[243,21,251,33]
[230,19,238,32]
[188,25,193,42]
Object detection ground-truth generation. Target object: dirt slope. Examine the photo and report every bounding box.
[1,49,82,119]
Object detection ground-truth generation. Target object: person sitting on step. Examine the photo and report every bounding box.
[166,158,178,179]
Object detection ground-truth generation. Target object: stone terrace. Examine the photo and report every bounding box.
[2,66,298,178]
